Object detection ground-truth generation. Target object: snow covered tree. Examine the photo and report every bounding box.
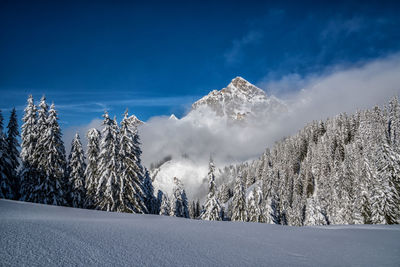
[96,113,121,211]
[30,102,67,205]
[231,173,247,222]
[19,95,38,201]
[67,133,86,208]
[304,198,328,225]
[5,108,20,199]
[247,186,263,223]
[84,128,101,209]
[143,169,156,214]
[370,142,400,224]
[218,183,230,203]
[34,96,49,169]
[170,177,189,218]
[0,110,13,199]
[117,110,148,213]
[195,200,201,218]
[189,201,196,218]
[201,158,223,221]
[159,193,171,216]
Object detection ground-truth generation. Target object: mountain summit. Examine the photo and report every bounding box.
[190,77,285,121]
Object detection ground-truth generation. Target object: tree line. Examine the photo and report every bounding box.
[203,96,400,225]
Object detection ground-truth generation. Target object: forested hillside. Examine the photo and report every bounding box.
[207,97,400,225]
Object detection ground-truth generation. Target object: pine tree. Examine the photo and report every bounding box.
[218,183,230,203]
[84,128,101,209]
[5,108,20,199]
[170,177,189,218]
[0,110,13,199]
[118,111,148,213]
[96,113,121,211]
[231,173,247,222]
[143,169,156,214]
[201,158,223,220]
[304,198,328,225]
[68,133,86,208]
[247,186,263,222]
[155,190,164,214]
[371,142,400,224]
[19,95,38,201]
[195,200,201,218]
[159,193,171,216]
[30,102,67,205]
[189,200,196,219]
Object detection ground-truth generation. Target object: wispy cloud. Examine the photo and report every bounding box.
[47,96,201,114]
[224,30,264,64]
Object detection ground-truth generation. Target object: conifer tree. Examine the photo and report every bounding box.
[201,158,223,220]
[96,113,121,211]
[371,142,400,224]
[84,128,101,209]
[118,111,148,213]
[218,183,230,203]
[195,200,201,218]
[159,193,171,216]
[68,133,86,208]
[6,108,20,199]
[170,177,189,218]
[189,201,196,218]
[30,102,67,205]
[231,173,247,222]
[19,95,38,201]
[0,110,12,199]
[247,186,263,222]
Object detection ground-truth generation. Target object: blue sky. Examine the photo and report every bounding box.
[1,0,400,126]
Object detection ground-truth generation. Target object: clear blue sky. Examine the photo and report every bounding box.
[1,0,399,126]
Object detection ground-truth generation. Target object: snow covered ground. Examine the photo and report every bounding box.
[1,199,399,267]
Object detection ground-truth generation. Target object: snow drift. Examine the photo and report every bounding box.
[1,199,400,266]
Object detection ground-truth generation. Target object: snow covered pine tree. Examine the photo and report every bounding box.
[68,133,87,208]
[170,177,189,218]
[201,158,223,220]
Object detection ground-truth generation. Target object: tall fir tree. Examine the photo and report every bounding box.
[19,95,38,201]
[68,133,87,208]
[96,113,121,211]
[84,128,101,208]
[0,110,13,199]
[170,177,189,218]
[30,102,67,205]
[159,193,171,216]
[370,142,400,224]
[6,108,20,199]
[247,186,263,223]
[201,158,223,220]
[117,111,148,213]
[231,173,247,222]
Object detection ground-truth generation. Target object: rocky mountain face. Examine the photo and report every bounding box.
[189,77,286,122]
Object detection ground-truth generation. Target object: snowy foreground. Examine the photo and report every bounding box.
[1,199,400,267]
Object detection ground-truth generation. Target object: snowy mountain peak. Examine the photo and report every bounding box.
[228,76,266,97]
[189,77,285,121]
[127,114,144,127]
[169,114,178,121]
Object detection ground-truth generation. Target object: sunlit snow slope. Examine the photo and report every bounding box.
[1,199,400,267]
